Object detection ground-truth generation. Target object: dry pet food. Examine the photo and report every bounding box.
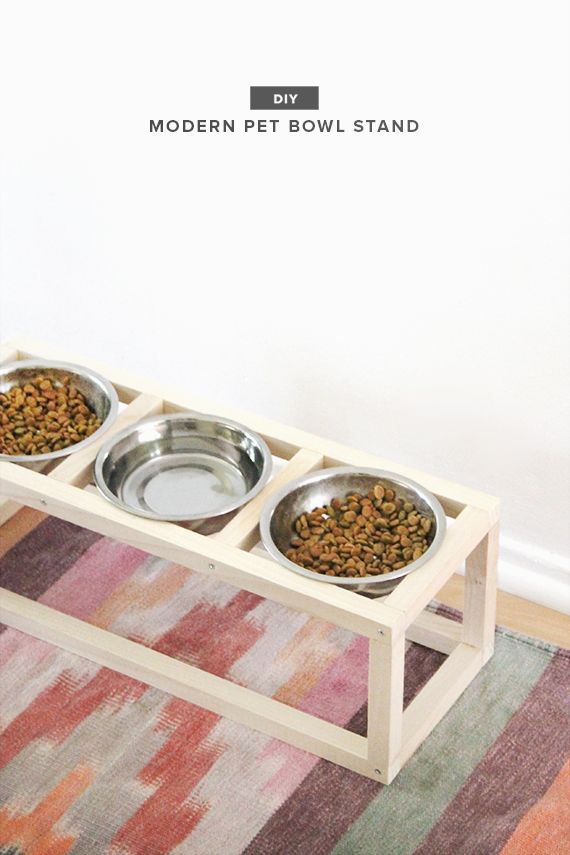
[0,375,102,456]
[285,483,433,577]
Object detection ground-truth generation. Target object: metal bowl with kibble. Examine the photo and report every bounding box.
[260,467,447,597]
[0,360,119,465]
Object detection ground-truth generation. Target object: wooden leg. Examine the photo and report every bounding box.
[367,631,406,783]
[462,521,499,658]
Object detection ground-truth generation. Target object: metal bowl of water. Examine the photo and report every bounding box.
[94,412,272,522]
[0,359,119,466]
[260,466,446,596]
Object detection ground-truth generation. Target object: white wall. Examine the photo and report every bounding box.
[1,1,569,610]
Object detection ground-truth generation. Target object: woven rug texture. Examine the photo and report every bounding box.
[0,510,569,855]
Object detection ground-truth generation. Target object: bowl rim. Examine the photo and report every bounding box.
[259,466,447,586]
[93,411,273,521]
[0,359,119,464]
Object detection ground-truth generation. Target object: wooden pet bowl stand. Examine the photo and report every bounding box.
[0,339,499,784]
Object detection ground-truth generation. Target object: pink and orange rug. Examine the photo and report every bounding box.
[0,510,569,854]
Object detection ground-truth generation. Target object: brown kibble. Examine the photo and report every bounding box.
[0,375,103,457]
[284,482,435,581]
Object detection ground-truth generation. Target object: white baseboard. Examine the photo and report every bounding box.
[459,534,570,616]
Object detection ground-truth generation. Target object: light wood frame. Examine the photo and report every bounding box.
[0,339,500,783]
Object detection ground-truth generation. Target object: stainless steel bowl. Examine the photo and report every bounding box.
[260,467,447,596]
[94,412,272,522]
[0,359,119,465]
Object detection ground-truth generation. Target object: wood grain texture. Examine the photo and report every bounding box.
[367,631,406,781]
[462,522,499,657]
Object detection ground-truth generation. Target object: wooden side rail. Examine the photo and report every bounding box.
[0,589,372,778]
[0,461,403,640]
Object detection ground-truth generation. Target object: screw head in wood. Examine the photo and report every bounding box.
[374,769,382,775]
[377,629,385,636]
[208,563,215,570]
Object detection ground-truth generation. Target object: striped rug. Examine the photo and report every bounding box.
[0,511,568,855]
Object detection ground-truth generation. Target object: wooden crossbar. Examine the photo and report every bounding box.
[0,461,402,639]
